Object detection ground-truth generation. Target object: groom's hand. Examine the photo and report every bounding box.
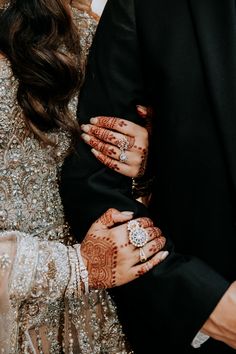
[202,281,236,348]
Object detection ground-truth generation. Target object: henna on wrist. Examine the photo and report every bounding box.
[81,235,118,288]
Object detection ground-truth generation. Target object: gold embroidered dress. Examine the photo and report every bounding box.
[0,10,130,354]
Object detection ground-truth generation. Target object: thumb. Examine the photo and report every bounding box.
[95,208,134,229]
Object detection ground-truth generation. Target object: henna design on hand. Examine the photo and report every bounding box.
[133,145,148,178]
[148,236,166,253]
[81,234,118,288]
[93,152,120,172]
[93,117,128,129]
[88,125,135,149]
[137,217,154,228]
[147,227,162,239]
[89,126,116,144]
[97,208,117,226]
[117,135,135,150]
[136,261,153,276]
[88,137,116,156]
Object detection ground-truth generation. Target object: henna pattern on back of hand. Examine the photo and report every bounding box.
[81,234,118,288]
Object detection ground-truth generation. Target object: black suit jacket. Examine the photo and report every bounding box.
[61,0,236,352]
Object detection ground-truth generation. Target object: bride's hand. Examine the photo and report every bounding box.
[81,208,168,289]
[81,112,150,178]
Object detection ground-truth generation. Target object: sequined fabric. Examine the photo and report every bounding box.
[0,9,132,354]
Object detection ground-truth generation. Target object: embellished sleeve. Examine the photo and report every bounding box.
[0,231,71,351]
[0,231,129,353]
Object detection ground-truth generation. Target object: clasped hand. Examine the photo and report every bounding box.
[81,208,168,289]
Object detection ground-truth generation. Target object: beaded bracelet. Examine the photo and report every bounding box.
[75,244,89,295]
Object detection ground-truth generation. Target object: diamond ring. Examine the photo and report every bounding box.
[118,137,129,163]
[127,220,148,248]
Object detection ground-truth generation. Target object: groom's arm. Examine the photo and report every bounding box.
[61,0,149,238]
[61,0,229,350]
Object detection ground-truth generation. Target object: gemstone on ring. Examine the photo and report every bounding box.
[117,137,129,150]
[119,151,128,163]
[128,226,148,248]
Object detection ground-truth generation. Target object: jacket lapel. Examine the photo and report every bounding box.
[189,0,236,191]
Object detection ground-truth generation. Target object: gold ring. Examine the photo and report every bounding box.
[139,247,147,263]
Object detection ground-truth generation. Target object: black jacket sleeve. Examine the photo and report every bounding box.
[60,0,229,351]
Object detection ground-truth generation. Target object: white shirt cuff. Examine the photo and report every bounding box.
[191,331,210,348]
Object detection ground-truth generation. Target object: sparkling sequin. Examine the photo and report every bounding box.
[0,10,133,354]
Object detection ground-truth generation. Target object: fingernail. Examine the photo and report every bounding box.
[121,211,134,216]
[160,251,169,261]
[81,124,89,132]
[91,148,98,156]
[136,105,146,113]
[81,133,89,142]
[90,117,98,124]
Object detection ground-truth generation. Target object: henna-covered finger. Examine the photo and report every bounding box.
[91,149,121,171]
[92,148,146,178]
[91,149,141,177]
[134,250,169,278]
[133,217,154,228]
[90,116,148,139]
[81,124,135,149]
[95,208,133,229]
[145,226,163,241]
[82,133,127,160]
[134,235,166,263]
[82,133,146,176]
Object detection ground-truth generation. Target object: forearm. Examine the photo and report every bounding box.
[61,0,148,237]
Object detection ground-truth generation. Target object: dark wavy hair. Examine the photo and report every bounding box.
[0,0,82,144]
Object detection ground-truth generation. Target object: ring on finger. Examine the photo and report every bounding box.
[119,150,128,163]
[127,220,148,248]
[139,247,147,263]
[118,137,129,163]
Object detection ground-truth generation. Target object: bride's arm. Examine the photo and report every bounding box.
[0,210,167,350]
[0,210,167,298]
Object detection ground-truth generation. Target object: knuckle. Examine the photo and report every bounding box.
[153,227,162,237]
[106,208,118,216]
[157,236,166,248]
